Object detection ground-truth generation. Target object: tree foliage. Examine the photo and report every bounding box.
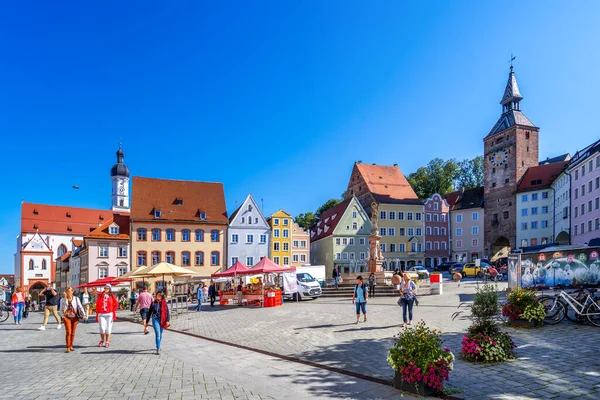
[295,198,342,229]
[407,156,483,199]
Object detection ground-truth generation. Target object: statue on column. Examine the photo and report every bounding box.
[370,202,380,236]
[368,202,383,273]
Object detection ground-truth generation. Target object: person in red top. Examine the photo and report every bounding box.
[96,284,118,348]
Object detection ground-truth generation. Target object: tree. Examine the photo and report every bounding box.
[294,198,342,229]
[295,212,317,230]
[456,156,484,190]
[407,158,458,199]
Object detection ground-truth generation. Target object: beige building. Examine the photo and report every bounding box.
[131,177,228,293]
[291,222,310,266]
[445,187,485,262]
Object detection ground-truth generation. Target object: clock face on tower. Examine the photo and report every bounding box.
[492,149,508,166]
[119,185,125,194]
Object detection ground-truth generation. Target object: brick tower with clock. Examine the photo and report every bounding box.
[111,145,130,212]
[483,67,539,259]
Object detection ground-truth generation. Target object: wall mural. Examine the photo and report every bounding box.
[520,248,600,288]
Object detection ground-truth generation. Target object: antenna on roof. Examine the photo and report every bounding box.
[261,198,264,211]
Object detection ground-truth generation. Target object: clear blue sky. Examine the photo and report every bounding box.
[1,1,599,273]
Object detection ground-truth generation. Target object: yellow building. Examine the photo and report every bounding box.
[268,210,293,266]
[378,203,425,269]
[131,177,228,293]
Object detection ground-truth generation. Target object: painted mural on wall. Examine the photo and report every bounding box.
[520,247,600,288]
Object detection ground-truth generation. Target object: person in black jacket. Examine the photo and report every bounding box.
[146,292,170,355]
[208,281,217,307]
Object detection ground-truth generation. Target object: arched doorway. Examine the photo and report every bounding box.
[491,237,510,260]
[29,281,47,304]
[424,257,432,267]
[556,231,569,245]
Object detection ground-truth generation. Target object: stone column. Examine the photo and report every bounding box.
[368,233,383,273]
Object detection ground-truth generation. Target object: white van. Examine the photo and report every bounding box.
[282,271,322,301]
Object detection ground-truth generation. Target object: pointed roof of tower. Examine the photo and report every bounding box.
[500,68,523,105]
[111,144,130,178]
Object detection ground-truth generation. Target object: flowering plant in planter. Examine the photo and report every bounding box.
[502,287,543,324]
[388,321,454,393]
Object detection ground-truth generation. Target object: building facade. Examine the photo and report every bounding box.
[445,187,485,262]
[345,162,425,270]
[268,210,293,266]
[515,161,568,249]
[81,214,131,284]
[483,67,539,260]
[310,197,372,277]
[130,177,228,292]
[552,170,571,244]
[423,193,451,267]
[291,222,310,266]
[228,194,270,268]
[569,139,600,245]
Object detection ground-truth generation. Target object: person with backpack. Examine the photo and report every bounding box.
[351,276,368,324]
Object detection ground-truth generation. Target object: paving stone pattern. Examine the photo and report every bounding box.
[0,312,413,400]
[168,278,600,399]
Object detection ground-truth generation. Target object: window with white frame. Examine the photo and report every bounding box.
[532,193,538,201]
[342,252,348,260]
[231,234,239,243]
[472,212,479,221]
[456,214,462,223]
[426,227,432,235]
[349,238,355,245]
[441,227,446,235]
[416,213,422,221]
[118,247,127,257]
[426,214,431,222]
[335,253,341,260]
[380,211,387,220]
[99,268,108,278]
[390,243,396,252]
[541,220,548,228]
[247,234,254,243]
[441,242,447,250]
[542,191,548,199]
[380,228,387,236]
[456,228,462,236]
[293,254,299,263]
[99,246,109,257]
[389,211,396,220]
[274,218,280,225]
[336,238,341,245]
[380,243,386,253]
[110,226,119,235]
[300,254,306,262]
[274,229,280,238]
[352,222,358,230]
[283,242,289,251]
[283,219,289,226]
[349,252,355,260]
[260,235,267,243]
[472,226,478,235]
[352,210,357,218]
[342,238,348,245]
[398,212,404,220]
[360,252,366,260]
[522,209,528,216]
[407,212,413,221]
[472,239,479,246]
[456,240,462,248]
[359,238,366,245]
[283,229,289,238]
[273,242,280,251]
[434,202,439,210]
[274,256,280,264]
[426,242,432,250]
[416,228,422,236]
[434,227,439,235]
[118,267,128,276]
[521,195,528,202]
[433,214,439,222]
[542,206,548,214]
[246,257,254,266]
[408,228,414,236]
[434,242,439,250]
[231,257,238,266]
[293,240,299,248]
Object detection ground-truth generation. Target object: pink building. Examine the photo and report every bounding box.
[424,193,451,267]
[569,139,600,245]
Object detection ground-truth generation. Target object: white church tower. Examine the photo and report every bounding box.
[111,144,130,212]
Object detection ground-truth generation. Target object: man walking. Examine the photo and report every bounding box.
[333,265,340,289]
[38,283,61,330]
[135,285,153,334]
[208,280,217,307]
[351,276,368,325]
[195,284,204,311]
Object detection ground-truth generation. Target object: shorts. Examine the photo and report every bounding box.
[355,302,366,315]
[140,308,149,321]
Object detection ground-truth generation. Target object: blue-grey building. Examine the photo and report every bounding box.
[227,194,271,268]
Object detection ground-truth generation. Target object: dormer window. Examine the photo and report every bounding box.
[66,212,71,218]
[248,205,253,212]
[33,224,38,230]
[531,179,542,185]
[33,209,38,215]
[109,226,119,235]
[67,226,72,232]
[154,210,162,218]
[200,212,206,220]
[99,215,104,221]
[174,198,184,205]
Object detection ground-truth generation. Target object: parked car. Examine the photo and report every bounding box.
[408,266,430,280]
[448,264,464,276]
[434,262,454,272]
[462,262,492,278]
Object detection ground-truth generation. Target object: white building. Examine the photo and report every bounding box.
[551,170,571,244]
[516,160,569,249]
[227,194,271,267]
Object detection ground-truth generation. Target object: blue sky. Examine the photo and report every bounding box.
[1,1,599,273]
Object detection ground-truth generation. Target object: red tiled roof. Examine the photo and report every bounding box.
[60,251,72,261]
[86,214,131,240]
[131,177,228,224]
[444,191,460,209]
[310,198,352,242]
[73,239,83,247]
[21,203,111,235]
[517,161,568,192]
[444,187,484,211]
[355,163,419,203]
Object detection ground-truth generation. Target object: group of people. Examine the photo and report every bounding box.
[348,269,418,328]
[192,281,217,311]
[11,283,170,355]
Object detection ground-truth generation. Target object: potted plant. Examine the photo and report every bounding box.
[461,284,516,363]
[502,287,545,327]
[388,321,454,395]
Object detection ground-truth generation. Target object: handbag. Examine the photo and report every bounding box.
[397,297,402,306]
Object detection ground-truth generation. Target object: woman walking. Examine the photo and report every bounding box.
[59,287,86,352]
[368,272,377,298]
[11,286,25,325]
[80,287,91,323]
[96,284,118,348]
[399,274,417,328]
[146,292,170,355]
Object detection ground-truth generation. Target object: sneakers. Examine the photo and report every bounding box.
[56,324,62,329]
[37,325,46,331]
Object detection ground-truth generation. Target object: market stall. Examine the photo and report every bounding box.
[212,258,294,307]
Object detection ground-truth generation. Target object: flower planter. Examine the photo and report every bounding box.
[509,318,536,327]
[393,372,439,396]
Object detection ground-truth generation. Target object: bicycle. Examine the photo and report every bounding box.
[0,301,11,323]
[539,288,600,326]
[539,287,599,323]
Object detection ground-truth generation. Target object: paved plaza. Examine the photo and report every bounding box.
[163,278,600,399]
[0,311,412,400]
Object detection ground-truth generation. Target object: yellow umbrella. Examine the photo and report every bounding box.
[115,265,150,280]
[130,262,196,296]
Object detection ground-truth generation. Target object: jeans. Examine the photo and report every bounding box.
[401,298,414,323]
[196,298,202,311]
[151,316,163,349]
[130,299,136,312]
[369,284,375,297]
[210,295,216,307]
[334,276,339,288]
[355,301,366,315]
[62,316,79,348]
[43,305,61,326]
[13,302,24,323]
